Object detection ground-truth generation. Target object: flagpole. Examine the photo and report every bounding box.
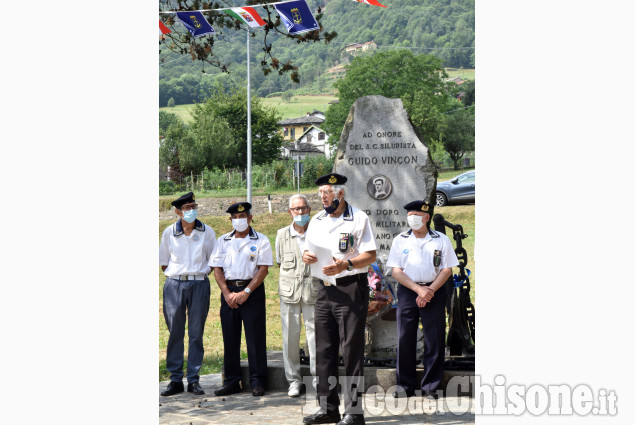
[246,28,252,205]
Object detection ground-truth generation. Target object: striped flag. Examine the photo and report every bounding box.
[225,7,267,28]
[352,0,388,7]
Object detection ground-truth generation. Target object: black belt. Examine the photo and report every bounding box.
[320,273,365,287]
[416,282,433,286]
[226,279,250,287]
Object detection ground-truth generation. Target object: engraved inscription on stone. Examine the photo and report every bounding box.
[367,174,392,200]
[332,95,436,359]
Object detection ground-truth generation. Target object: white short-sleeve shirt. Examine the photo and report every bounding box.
[209,227,273,280]
[159,219,216,277]
[301,202,377,278]
[386,228,459,283]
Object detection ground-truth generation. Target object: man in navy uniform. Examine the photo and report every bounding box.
[159,192,216,396]
[386,200,459,399]
[210,202,273,397]
[301,173,377,425]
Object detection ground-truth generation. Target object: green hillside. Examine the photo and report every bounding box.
[159,0,474,106]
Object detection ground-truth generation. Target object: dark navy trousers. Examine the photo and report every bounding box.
[220,284,267,388]
[163,277,211,383]
[396,283,447,392]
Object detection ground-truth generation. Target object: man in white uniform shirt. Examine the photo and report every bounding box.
[387,200,459,399]
[209,202,273,397]
[159,192,216,397]
[301,173,376,425]
[275,194,320,398]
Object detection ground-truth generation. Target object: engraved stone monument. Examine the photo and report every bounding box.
[333,95,437,359]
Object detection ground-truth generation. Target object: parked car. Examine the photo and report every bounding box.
[435,170,475,206]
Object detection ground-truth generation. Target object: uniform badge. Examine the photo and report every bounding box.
[249,253,256,262]
[433,250,441,273]
[329,175,337,184]
[339,233,354,253]
[250,246,257,252]
[192,234,200,241]
[403,249,410,254]
[238,205,245,212]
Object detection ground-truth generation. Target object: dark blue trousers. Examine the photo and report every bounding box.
[220,284,267,388]
[163,277,211,383]
[396,283,447,392]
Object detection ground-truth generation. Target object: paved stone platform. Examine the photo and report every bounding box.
[159,373,475,425]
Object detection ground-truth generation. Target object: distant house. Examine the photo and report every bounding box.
[278,110,325,141]
[343,41,377,56]
[445,76,467,85]
[281,125,332,160]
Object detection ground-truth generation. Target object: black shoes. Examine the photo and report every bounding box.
[187,382,205,395]
[392,388,415,398]
[160,381,184,396]
[252,386,265,397]
[337,414,365,425]
[302,410,342,424]
[214,381,242,396]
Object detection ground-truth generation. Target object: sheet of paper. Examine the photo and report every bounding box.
[307,239,337,285]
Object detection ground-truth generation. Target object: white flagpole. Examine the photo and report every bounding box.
[246,28,252,205]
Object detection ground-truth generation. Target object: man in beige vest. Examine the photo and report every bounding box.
[275,194,320,397]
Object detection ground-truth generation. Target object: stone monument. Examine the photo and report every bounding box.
[333,95,437,359]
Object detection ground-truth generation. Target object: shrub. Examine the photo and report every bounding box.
[300,156,334,187]
[167,97,175,107]
[159,180,176,195]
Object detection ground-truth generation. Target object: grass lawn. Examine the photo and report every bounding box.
[159,205,475,380]
[159,94,339,123]
[445,68,475,80]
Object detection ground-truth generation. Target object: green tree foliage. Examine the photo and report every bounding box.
[159,110,182,137]
[281,90,293,103]
[159,0,336,83]
[323,50,453,143]
[441,106,475,170]
[159,0,474,101]
[167,97,175,107]
[192,84,284,168]
[461,79,475,107]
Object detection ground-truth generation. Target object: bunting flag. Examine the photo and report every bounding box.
[225,7,267,28]
[352,0,388,7]
[176,11,216,37]
[274,0,319,35]
[159,20,171,35]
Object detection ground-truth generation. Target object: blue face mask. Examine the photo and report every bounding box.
[182,209,197,223]
[324,198,340,214]
[293,214,311,227]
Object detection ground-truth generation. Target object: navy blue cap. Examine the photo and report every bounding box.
[314,173,347,186]
[171,192,195,209]
[403,200,431,213]
[226,202,252,214]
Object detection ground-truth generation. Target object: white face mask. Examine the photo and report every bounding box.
[407,215,425,231]
[231,218,249,232]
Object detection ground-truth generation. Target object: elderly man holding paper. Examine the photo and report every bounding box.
[301,173,376,425]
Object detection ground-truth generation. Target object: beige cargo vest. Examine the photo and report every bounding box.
[277,225,320,304]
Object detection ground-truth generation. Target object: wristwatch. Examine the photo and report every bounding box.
[244,287,251,295]
[346,259,354,271]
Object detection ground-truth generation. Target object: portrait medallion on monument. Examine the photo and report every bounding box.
[367,174,393,200]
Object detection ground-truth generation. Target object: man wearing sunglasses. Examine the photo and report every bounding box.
[159,192,216,397]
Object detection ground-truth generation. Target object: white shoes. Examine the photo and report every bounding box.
[288,381,303,397]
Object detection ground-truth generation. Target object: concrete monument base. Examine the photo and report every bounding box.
[236,351,474,395]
